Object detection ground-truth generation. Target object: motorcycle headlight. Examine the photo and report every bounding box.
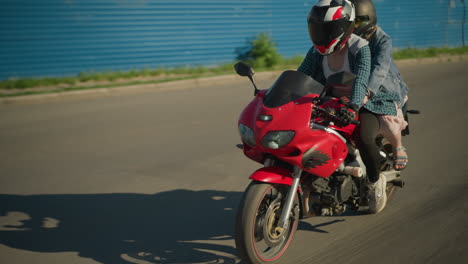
[238,123,256,146]
[261,131,295,149]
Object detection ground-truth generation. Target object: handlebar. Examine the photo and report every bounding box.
[312,105,360,126]
[350,119,360,125]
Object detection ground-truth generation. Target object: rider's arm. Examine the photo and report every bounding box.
[298,47,316,76]
[298,47,325,85]
[350,45,371,108]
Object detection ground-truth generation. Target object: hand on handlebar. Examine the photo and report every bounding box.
[337,104,359,127]
[312,98,360,126]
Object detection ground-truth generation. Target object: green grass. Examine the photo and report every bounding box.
[392,46,468,60]
[0,74,220,98]
[1,46,466,97]
[0,64,243,91]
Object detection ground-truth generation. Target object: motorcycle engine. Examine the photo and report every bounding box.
[309,174,358,215]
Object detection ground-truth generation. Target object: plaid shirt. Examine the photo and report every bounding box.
[298,36,399,115]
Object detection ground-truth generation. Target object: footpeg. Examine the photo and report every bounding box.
[393,179,405,188]
[407,109,421,115]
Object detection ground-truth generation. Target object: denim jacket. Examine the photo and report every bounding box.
[368,27,409,107]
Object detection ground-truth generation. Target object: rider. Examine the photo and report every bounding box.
[352,0,409,170]
[298,0,401,213]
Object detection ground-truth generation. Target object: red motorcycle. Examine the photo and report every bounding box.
[233,62,414,263]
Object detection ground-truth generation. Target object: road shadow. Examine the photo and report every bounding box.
[298,219,346,234]
[0,190,243,264]
[0,190,352,264]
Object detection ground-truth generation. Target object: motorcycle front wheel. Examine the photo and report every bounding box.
[235,181,299,264]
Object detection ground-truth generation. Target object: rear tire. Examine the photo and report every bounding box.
[235,181,299,264]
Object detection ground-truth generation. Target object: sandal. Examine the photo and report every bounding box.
[393,147,408,171]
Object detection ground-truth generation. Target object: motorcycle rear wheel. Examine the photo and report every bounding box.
[235,181,299,264]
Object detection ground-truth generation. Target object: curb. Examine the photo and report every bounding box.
[1,54,466,105]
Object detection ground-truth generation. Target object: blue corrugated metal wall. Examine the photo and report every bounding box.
[1,0,466,80]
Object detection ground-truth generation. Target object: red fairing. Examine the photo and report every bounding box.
[239,90,267,164]
[249,167,294,185]
[238,91,353,178]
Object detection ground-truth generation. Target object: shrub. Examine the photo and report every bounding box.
[246,33,282,68]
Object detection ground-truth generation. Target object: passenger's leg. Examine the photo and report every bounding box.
[357,109,383,183]
[357,109,387,214]
[379,108,408,170]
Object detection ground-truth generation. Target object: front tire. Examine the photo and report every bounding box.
[235,182,299,264]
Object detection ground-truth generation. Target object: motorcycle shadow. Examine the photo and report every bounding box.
[0,189,243,264]
[297,208,369,233]
[298,219,346,233]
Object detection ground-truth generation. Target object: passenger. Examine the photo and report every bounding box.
[353,0,409,170]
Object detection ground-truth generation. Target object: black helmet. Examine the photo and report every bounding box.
[353,0,377,39]
[307,0,355,55]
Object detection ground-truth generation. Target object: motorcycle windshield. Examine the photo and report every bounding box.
[263,70,324,108]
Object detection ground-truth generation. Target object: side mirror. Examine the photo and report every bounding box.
[234,62,255,77]
[234,62,259,95]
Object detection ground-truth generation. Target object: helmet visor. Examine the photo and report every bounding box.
[354,15,370,29]
[354,15,375,38]
[308,18,350,46]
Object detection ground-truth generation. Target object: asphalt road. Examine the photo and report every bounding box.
[1,58,467,264]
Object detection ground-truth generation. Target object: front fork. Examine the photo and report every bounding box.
[277,166,302,230]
